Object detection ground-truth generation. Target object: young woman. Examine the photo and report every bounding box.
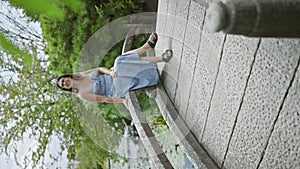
[56,33,173,107]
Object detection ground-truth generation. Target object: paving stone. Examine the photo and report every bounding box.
[161,0,177,48]
[184,28,201,53]
[185,26,226,142]
[162,0,191,104]
[174,46,197,117]
[192,0,209,7]
[223,39,300,169]
[167,0,177,16]
[175,16,203,118]
[180,0,206,130]
[156,1,300,168]
[184,1,205,52]
[156,0,169,54]
[258,63,300,169]
[173,1,205,118]
[189,1,206,27]
[201,35,259,167]
[176,0,191,20]
[164,0,177,38]
[163,39,183,102]
[157,0,169,14]
[172,0,190,41]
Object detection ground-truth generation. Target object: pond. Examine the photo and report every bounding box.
[106,121,195,169]
[96,93,195,169]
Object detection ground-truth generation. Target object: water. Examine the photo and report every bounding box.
[110,122,195,169]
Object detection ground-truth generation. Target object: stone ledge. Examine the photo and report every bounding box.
[126,91,174,169]
[155,82,220,169]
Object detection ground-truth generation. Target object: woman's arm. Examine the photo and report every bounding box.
[80,67,116,77]
[78,68,99,75]
[78,92,125,103]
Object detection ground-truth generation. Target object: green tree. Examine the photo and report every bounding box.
[1,0,146,168]
[9,0,85,20]
[0,4,112,167]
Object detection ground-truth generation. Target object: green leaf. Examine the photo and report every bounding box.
[0,32,33,68]
[61,0,85,12]
[10,0,64,19]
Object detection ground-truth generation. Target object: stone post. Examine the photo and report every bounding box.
[205,0,300,37]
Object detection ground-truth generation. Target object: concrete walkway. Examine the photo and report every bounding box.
[155,0,300,168]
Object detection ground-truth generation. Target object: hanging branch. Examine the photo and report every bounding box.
[0,11,42,41]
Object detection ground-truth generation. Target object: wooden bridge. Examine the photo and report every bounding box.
[124,0,300,168]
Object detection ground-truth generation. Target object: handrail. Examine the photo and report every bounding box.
[121,26,174,169]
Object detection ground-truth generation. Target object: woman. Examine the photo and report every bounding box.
[56,33,173,107]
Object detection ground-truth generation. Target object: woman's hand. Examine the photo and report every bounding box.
[110,70,117,78]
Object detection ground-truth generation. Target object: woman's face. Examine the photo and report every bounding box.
[58,77,73,89]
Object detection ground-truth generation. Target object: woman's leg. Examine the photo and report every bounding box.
[136,43,152,55]
[140,56,163,63]
[125,33,157,55]
[123,42,151,56]
[140,50,173,63]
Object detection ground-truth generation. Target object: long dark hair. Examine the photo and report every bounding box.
[56,74,82,94]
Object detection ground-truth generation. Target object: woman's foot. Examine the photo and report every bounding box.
[146,33,158,49]
[162,50,173,62]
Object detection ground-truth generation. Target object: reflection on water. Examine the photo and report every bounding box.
[110,122,194,169]
[110,122,151,168]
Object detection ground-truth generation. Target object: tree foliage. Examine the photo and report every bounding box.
[1,0,143,168]
[9,0,85,20]
[40,0,143,74]
[0,29,87,168]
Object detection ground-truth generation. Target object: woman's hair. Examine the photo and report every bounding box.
[56,74,82,94]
